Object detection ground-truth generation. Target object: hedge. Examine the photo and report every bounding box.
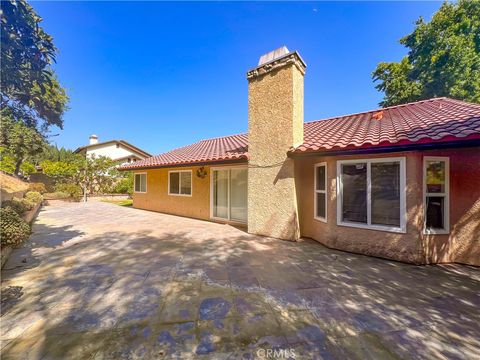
[0,207,31,247]
[1,198,33,215]
[25,191,43,205]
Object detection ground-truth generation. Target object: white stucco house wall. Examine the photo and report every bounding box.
[74,135,152,166]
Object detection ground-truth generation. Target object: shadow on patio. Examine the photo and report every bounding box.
[1,203,479,358]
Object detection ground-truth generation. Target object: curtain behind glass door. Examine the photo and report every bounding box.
[213,170,229,219]
[230,169,247,222]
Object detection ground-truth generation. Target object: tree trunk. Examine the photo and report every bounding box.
[14,158,22,176]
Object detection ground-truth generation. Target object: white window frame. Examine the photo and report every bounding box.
[134,172,147,193]
[209,165,248,224]
[168,170,193,197]
[314,162,327,222]
[336,157,407,233]
[423,156,450,235]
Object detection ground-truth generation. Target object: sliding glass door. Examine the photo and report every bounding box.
[212,168,247,223]
[213,170,229,219]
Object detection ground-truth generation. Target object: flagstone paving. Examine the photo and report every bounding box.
[1,201,479,359]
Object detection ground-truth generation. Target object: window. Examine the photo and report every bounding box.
[134,173,147,193]
[424,157,449,234]
[314,163,327,221]
[337,158,406,233]
[169,170,192,196]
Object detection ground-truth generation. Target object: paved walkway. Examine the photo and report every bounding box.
[1,202,479,359]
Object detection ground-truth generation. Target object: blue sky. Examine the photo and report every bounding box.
[33,1,442,155]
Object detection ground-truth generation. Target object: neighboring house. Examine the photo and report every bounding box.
[74,135,152,165]
[120,47,480,266]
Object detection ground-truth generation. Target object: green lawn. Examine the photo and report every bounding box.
[101,199,133,207]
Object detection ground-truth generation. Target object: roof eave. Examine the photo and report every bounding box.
[288,135,480,158]
[118,157,249,171]
[73,140,152,158]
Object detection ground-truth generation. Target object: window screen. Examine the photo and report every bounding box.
[314,164,327,220]
[341,163,367,224]
[169,171,191,195]
[134,173,146,192]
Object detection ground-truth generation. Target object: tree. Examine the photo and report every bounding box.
[40,159,80,183]
[76,155,119,197]
[41,155,121,199]
[373,0,480,107]
[1,0,69,175]
[33,144,79,163]
[1,0,69,129]
[0,109,46,175]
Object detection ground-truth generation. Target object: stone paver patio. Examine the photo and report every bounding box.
[1,201,479,359]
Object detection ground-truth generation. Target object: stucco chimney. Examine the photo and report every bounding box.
[89,134,98,145]
[247,46,306,240]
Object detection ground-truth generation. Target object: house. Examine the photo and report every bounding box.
[120,47,480,266]
[74,135,152,165]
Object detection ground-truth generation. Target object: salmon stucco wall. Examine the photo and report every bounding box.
[420,147,480,266]
[247,53,305,240]
[132,166,211,221]
[295,152,424,264]
[294,147,480,265]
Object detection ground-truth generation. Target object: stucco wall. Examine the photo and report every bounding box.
[420,147,480,266]
[294,147,480,265]
[247,63,304,240]
[86,143,144,161]
[295,152,424,263]
[132,166,211,221]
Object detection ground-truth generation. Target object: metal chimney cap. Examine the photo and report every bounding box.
[258,46,290,66]
[247,47,306,79]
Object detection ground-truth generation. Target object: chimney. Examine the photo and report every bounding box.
[89,134,98,145]
[247,46,306,240]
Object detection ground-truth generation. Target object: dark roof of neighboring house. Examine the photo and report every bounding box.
[120,97,480,170]
[74,140,152,158]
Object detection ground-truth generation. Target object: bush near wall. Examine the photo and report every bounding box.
[28,183,47,194]
[0,191,44,247]
[110,176,133,195]
[43,191,71,200]
[54,183,82,200]
[0,207,31,247]
[1,198,33,215]
[25,191,43,205]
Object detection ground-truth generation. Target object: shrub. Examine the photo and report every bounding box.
[1,198,32,215]
[28,183,47,194]
[0,207,30,247]
[20,162,36,176]
[55,183,82,199]
[0,153,15,174]
[43,191,70,200]
[25,191,43,205]
[111,177,133,195]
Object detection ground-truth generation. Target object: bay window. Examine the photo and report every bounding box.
[424,157,449,234]
[337,158,406,232]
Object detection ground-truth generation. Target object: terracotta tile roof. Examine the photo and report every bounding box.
[120,98,480,170]
[296,97,480,153]
[121,133,248,169]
